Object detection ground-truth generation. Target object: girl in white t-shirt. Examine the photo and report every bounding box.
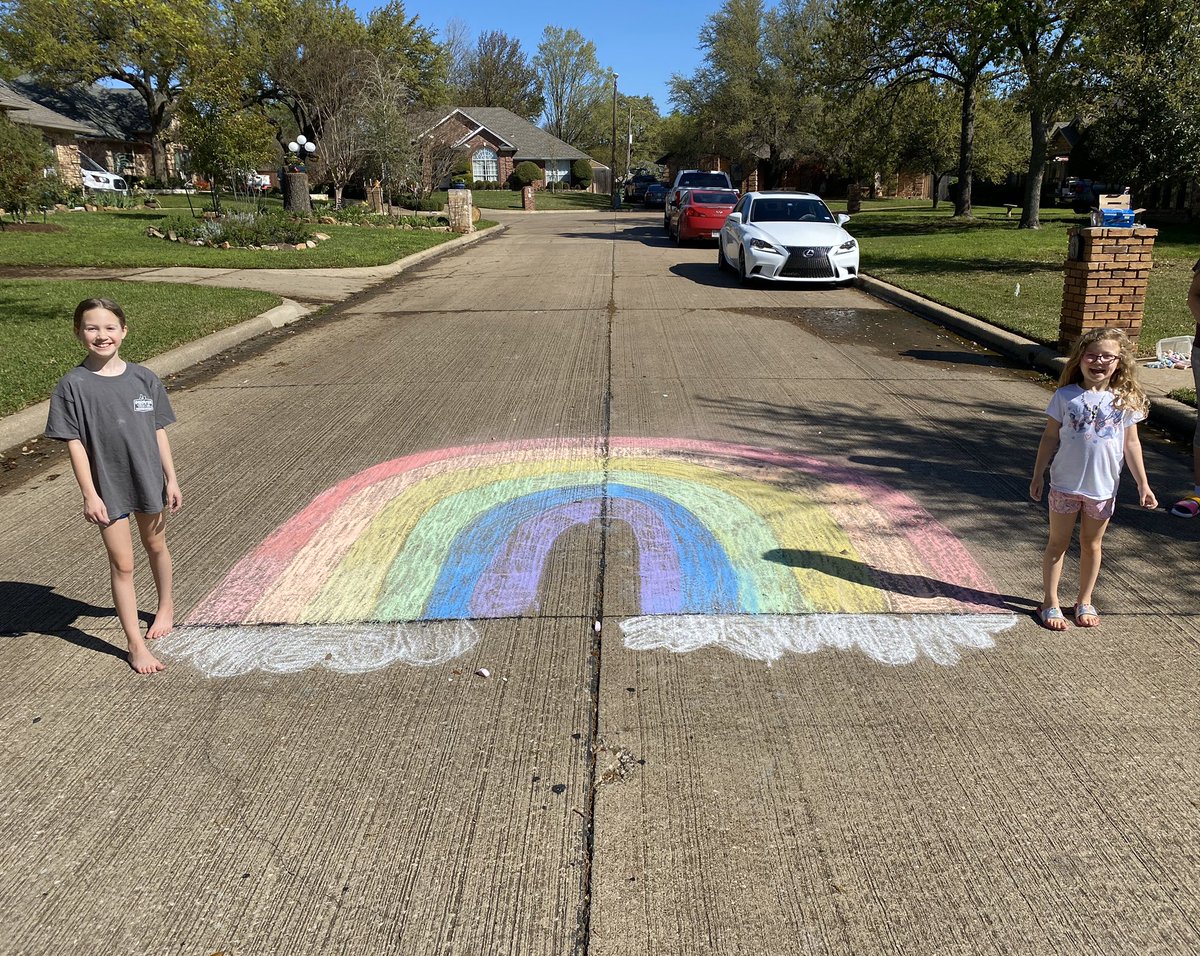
[1029,328,1156,630]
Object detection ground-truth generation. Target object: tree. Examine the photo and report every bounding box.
[581,93,662,183]
[999,0,1091,228]
[176,85,277,211]
[670,0,826,190]
[357,53,415,208]
[826,0,1012,217]
[1079,0,1200,193]
[455,30,543,121]
[0,112,52,220]
[890,81,963,208]
[534,26,606,146]
[0,0,219,180]
[364,0,446,109]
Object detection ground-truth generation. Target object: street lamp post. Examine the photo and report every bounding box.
[284,134,318,215]
[610,72,619,211]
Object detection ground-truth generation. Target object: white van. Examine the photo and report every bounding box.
[80,154,129,194]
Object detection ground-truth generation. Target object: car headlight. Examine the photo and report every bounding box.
[837,238,857,252]
[750,238,780,253]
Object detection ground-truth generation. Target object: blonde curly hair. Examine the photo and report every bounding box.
[1059,327,1149,415]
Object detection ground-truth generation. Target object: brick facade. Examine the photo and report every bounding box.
[1059,227,1157,351]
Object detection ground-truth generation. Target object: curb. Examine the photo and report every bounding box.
[858,273,1197,442]
[0,224,505,452]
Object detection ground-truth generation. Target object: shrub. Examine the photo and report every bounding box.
[510,161,541,190]
[571,158,593,188]
[158,211,313,247]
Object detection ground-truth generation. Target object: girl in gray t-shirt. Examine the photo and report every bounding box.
[45,298,182,675]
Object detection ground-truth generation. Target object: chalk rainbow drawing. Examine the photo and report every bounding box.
[164,438,1016,676]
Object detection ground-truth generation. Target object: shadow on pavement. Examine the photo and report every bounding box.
[764,549,1037,614]
[0,581,126,660]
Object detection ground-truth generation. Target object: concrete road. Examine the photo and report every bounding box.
[2,211,1199,955]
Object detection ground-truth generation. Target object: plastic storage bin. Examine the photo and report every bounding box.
[1157,335,1195,360]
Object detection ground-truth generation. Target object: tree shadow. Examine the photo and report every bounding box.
[763,549,1037,614]
[0,581,127,660]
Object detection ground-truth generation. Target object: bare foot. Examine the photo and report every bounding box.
[146,604,174,640]
[128,639,166,674]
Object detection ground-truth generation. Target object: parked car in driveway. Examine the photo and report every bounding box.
[624,174,658,204]
[718,191,859,285]
[664,169,735,230]
[668,188,739,244]
[642,182,668,208]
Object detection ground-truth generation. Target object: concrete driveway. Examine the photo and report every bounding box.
[2,211,1198,955]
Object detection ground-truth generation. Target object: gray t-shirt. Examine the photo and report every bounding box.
[45,362,176,515]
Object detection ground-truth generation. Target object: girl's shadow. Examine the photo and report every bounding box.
[0,581,127,660]
[763,550,1037,614]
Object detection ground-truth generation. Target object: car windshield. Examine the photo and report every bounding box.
[748,198,834,224]
[679,173,731,188]
[80,154,108,173]
[690,191,738,205]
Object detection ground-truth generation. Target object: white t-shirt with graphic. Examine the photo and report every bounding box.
[1047,384,1143,501]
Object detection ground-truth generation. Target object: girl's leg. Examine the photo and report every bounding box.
[1075,513,1111,625]
[1041,508,1077,631]
[134,510,174,640]
[99,518,165,674]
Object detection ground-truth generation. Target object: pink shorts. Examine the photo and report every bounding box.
[1048,488,1115,521]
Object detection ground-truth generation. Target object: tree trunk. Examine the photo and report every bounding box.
[285,172,312,215]
[1018,106,1047,229]
[930,170,940,210]
[954,70,979,218]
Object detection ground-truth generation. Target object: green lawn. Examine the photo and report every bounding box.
[0,209,472,269]
[838,201,1199,353]
[0,280,281,416]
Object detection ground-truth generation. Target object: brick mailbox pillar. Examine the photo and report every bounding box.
[522,186,536,211]
[1059,226,1157,351]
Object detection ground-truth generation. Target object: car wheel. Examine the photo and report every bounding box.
[664,215,671,234]
[675,224,685,246]
[717,243,727,272]
[738,248,750,285]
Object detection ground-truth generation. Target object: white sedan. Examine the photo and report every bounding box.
[718,191,859,285]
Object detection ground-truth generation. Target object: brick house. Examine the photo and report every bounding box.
[0,77,163,182]
[419,107,601,190]
[0,79,99,188]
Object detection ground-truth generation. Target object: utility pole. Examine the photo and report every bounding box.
[610,72,619,210]
[626,104,633,179]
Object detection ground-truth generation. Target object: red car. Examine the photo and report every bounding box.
[669,188,739,244]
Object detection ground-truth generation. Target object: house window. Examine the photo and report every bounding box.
[545,159,568,184]
[472,147,498,183]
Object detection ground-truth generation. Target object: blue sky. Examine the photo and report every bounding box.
[347,0,727,114]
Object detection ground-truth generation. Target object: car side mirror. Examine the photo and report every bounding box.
[726,212,742,224]
[836,213,850,226]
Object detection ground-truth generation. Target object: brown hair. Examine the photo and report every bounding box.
[1058,327,1148,414]
[73,297,126,333]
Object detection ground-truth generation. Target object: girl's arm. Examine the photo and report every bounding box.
[1029,417,1060,501]
[65,438,109,525]
[1123,423,1157,508]
[156,428,183,513]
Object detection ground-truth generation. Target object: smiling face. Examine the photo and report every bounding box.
[76,306,127,363]
[1080,337,1122,389]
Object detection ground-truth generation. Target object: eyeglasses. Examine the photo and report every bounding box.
[1083,352,1120,365]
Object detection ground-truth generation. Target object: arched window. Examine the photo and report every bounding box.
[472,147,499,183]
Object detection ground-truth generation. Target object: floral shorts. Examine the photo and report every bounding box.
[1048,488,1115,521]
